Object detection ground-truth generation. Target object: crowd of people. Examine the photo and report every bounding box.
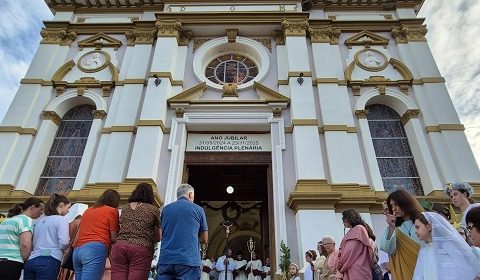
[297,183,480,280]
[2,182,480,280]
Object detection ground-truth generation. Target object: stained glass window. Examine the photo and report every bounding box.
[205,54,258,85]
[35,105,94,196]
[367,104,424,195]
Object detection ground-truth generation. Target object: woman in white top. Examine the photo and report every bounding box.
[413,211,480,280]
[24,194,70,280]
[444,182,480,227]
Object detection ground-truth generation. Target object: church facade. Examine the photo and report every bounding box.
[1,0,479,275]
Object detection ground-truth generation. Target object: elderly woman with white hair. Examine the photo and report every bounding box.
[319,236,339,280]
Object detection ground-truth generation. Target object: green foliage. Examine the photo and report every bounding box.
[279,240,291,278]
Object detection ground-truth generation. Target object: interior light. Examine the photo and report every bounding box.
[226,186,234,194]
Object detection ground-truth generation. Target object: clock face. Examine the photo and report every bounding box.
[78,51,109,72]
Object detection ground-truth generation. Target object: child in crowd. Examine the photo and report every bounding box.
[413,211,480,280]
[289,263,300,280]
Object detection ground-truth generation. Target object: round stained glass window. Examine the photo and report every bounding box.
[205,54,259,85]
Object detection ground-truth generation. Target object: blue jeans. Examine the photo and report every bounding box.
[156,264,200,280]
[24,256,61,280]
[73,242,108,280]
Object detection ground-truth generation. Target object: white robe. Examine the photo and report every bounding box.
[412,244,438,280]
[246,259,263,280]
[263,265,270,280]
[216,256,236,280]
[234,259,248,280]
[201,259,214,280]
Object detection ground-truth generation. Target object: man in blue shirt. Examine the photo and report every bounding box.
[157,183,208,280]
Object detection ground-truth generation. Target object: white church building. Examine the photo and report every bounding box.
[0,0,479,276]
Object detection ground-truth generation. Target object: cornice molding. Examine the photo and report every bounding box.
[102,126,137,134]
[308,26,341,44]
[137,120,170,133]
[391,24,428,43]
[40,27,77,46]
[77,32,122,50]
[281,18,309,37]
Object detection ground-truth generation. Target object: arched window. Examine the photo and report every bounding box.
[35,105,94,195]
[366,104,423,195]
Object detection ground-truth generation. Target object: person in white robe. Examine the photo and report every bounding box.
[246,251,263,280]
[263,257,271,280]
[201,256,214,280]
[413,211,480,280]
[216,249,236,280]
[210,256,219,280]
[234,251,247,280]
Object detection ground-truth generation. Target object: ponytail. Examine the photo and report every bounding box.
[44,194,70,216]
[7,204,23,218]
[7,197,44,218]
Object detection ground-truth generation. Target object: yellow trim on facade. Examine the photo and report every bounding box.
[319,125,357,133]
[148,72,184,86]
[0,126,37,136]
[287,179,453,213]
[288,71,312,78]
[137,120,170,133]
[412,77,446,85]
[400,109,421,125]
[0,179,163,211]
[425,124,466,133]
[291,119,319,126]
[102,126,137,134]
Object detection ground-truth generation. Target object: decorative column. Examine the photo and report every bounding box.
[392,24,480,183]
[16,112,62,193]
[282,18,325,181]
[282,18,326,267]
[0,27,76,189]
[126,20,190,188]
[309,25,368,185]
[400,109,442,194]
[91,27,156,184]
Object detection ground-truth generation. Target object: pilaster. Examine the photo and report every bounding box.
[310,25,367,184]
[282,18,325,182]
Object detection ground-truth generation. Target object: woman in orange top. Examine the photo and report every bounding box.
[73,189,120,280]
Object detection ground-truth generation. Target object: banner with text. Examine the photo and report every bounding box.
[186,134,271,152]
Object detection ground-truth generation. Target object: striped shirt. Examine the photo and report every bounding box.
[0,214,33,263]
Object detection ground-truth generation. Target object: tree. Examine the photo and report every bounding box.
[279,240,291,279]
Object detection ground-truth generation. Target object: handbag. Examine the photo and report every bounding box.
[61,223,80,270]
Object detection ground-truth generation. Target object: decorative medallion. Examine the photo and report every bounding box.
[77,50,110,73]
[354,49,388,72]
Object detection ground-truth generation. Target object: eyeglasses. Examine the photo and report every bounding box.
[323,242,334,246]
[466,225,474,233]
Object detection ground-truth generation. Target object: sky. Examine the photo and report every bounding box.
[0,1,479,167]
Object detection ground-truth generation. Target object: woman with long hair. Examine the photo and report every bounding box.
[413,212,480,279]
[380,189,423,280]
[0,197,44,280]
[24,194,71,280]
[73,189,120,280]
[337,209,373,280]
[111,183,160,280]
